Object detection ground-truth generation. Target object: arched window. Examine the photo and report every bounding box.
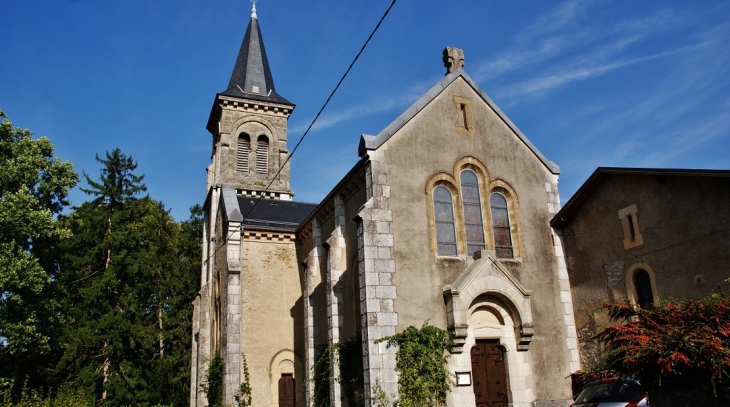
[256,136,268,174]
[634,269,654,308]
[236,133,250,172]
[460,170,486,256]
[433,186,457,256]
[490,193,513,258]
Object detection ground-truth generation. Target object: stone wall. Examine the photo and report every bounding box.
[357,153,399,405]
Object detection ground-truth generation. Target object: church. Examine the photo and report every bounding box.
[190,4,579,406]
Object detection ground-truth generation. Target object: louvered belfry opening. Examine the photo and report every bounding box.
[256,136,269,174]
[236,133,250,172]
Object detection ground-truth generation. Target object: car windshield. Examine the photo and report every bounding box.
[574,380,642,404]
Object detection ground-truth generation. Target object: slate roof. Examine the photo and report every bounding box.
[358,67,560,174]
[550,167,730,228]
[221,11,292,105]
[236,196,318,232]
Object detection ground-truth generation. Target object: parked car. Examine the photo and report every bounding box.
[569,377,648,407]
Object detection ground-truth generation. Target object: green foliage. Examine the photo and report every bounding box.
[0,108,78,393]
[0,379,90,407]
[55,150,200,405]
[369,380,390,407]
[337,334,364,406]
[202,352,224,407]
[311,345,331,407]
[378,323,454,407]
[596,294,730,395]
[80,148,146,207]
[234,354,252,407]
[308,334,365,406]
[0,111,201,404]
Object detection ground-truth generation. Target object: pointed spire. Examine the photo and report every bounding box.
[222,2,292,105]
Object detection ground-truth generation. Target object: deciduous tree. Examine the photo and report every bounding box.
[597,294,730,403]
[0,108,78,390]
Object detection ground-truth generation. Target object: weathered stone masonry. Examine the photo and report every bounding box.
[357,152,399,404]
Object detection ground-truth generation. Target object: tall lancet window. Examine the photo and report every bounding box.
[236,133,250,173]
[434,186,457,256]
[460,170,486,256]
[490,193,513,258]
[256,136,269,174]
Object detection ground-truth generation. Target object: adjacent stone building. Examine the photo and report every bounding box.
[550,167,730,369]
[191,5,579,407]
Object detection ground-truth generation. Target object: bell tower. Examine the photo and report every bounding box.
[206,1,295,200]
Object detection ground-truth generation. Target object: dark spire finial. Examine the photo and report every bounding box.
[221,1,292,105]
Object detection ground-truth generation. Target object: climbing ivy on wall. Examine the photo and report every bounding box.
[311,345,331,407]
[337,334,365,406]
[235,354,252,407]
[378,323,454,407]
[310,334,365,407]
[202,352,223,407]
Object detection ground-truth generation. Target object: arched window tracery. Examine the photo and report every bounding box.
[490,192,513,258]
[460,170,486,256]
[433,186,458,256]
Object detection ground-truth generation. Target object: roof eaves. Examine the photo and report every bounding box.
[357,70,457,158]
[458,71,560,174]
[357,68,560,174]
[297,159,367,233]
[550,167,730,228]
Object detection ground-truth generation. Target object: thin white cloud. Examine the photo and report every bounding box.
[288,78,436,135]
[506,47,687,99]
[472,3,686,85]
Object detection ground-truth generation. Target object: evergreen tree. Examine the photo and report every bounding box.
[80,148,146,208]
[0,108,78,392]
[147,204,202,406]
[57,149,200,405]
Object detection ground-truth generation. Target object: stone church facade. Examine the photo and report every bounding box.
[191,5,579,407]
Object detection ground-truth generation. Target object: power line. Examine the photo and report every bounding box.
[203,0,398,266]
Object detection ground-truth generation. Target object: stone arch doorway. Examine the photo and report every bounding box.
[471,339,508,407]
[269,350,303,407]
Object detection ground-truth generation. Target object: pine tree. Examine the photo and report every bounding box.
[57,149,200,405]
[58,149,152,405]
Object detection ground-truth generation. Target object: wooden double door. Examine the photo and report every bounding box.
[471,339,509,407]
[278,374,295,407]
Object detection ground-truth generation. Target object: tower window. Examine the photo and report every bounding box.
[236,133,250,173]
[256,136,269,174]
[490,193,513,258]
[434,186,457,256]
[460,170,485,256]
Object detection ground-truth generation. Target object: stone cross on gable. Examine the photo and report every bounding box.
[443,47,465,74]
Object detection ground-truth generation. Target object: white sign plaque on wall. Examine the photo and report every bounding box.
[456,371,471,386]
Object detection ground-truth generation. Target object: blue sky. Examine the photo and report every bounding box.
[2,0,730,220]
